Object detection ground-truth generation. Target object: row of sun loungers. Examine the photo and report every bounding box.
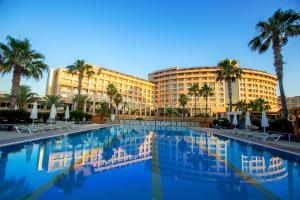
[234,131,282,141]
[14,122,79,134]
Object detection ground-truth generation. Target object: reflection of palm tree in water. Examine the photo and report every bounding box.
[0,144,32,199]
[53,135,87,194]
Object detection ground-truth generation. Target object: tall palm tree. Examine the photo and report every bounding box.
[113,93,123,116]
[0,36,48,109]
[16,85,37,109]
[66,60,94,109]
[106,83,118,110]
[188,84,200,117]
[216,59,243,111]
[178,94,189,119]
[45,95,64,109]
[248,9,300,119]
[199,84,214,117]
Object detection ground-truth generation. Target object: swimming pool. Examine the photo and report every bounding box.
[0,125,299,199]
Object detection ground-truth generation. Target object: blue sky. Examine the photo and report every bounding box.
[0,0,299,96]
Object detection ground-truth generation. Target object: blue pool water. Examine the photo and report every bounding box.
[0,125,300,200]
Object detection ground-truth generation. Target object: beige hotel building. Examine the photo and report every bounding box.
[46,64,278,116]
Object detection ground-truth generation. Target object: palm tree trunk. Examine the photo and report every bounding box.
[10,66,22,109]
[272,39,288,119]
[77,74,83,110]
[206,96,208,117]
[194,95,197,117]
[227,79,233,111]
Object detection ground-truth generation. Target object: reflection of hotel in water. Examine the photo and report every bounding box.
[38,131,153,173]
[37,127,288,183]
[242,155,287,182]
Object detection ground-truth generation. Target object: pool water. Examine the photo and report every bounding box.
[0,125,300,200]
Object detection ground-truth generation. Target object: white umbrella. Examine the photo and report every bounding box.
[261,110,269,133]
[245,111,251,130]
[65,106,70,122]
[227,112,231,122]
[30,101,38,125]
[232,113,238,129]
[49,104,57,124]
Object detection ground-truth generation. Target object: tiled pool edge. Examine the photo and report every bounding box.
[192,127,300,158]
[0,124,117,148]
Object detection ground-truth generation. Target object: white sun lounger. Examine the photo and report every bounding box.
[253,133,282,141]
[15,125,46,134]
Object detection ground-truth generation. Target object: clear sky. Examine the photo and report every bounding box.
[0,0,299,96]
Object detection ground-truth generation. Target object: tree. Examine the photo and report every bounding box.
[113,93,123,116]
[16,85,37,109]
[106,83,118,110]
[178,94,189,119]
[95,101,111,117]
[72,94,90,111]
[188,84,200,117]
[0,36,48,109]
[216,59,243,111]
[234,100,248,112]
[199,84,214,117]
[122,101,129,114]
[45,95,64,109]
[248,9,300,119]
[66,60,94,109]
[248,98,271,112]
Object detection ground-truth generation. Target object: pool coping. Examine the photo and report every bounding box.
[0,124,117,148]
[192,127,300,158]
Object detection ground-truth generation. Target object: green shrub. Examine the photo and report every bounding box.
[268,118,293,133]
[0,109,30,123]
[136,117,144,121]
[70,110,85,123]
[38,112,50,122]
[213,118,230,128]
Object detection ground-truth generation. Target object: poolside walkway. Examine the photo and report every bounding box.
[0,123,114,147]
[192,127,300,156]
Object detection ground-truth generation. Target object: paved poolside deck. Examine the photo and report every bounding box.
[0,123,114,147]
[193,127,300,156]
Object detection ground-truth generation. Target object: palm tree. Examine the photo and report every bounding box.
[113,93,123,116]
[45,95,64,109]
[188,84,200,117]
[0,36,48,109]
[248,98,271,112]
[178,94,189,119]
[248,9,300,119]
[234,100,248,112]
[95,101,111,117]
[72,94,90,111]
[216,59,243,111]
[199,84,214,117]
[106,83,118,110]
[16,85,37,109]
[66,60,94,109]
[122,101,129,114]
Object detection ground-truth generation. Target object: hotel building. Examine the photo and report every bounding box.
[278,96,300,109]
[46,66,155,115]
[46,65,278,116]
[149,67,278,115]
